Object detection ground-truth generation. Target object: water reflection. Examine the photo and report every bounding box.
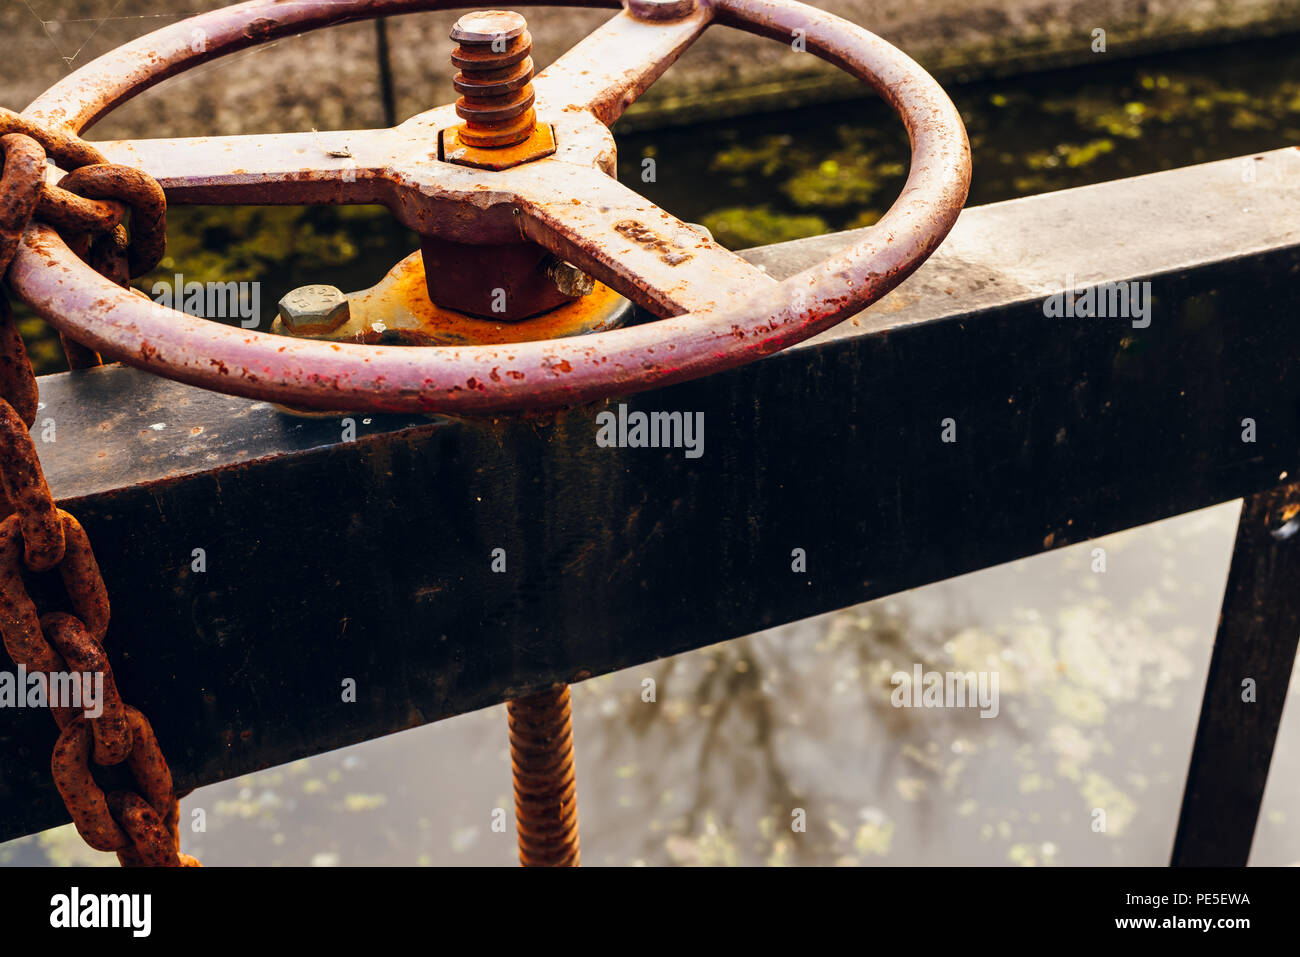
[584,501,1249,867]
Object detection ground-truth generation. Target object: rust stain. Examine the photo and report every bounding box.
[613,219,694,266]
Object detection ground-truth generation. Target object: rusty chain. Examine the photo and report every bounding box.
[0,111,198,866]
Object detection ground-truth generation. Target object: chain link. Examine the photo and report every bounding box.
[0,113,196,866]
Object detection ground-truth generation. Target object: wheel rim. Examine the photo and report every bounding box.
[9,0,971,414]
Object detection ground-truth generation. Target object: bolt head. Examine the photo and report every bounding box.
[277,285,351,335]
[451,10,527,43]
[627,0,696,21]
[546,258,595,299]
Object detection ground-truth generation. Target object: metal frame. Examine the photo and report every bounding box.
[1,148,1298,865]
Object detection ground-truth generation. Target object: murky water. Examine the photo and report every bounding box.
[619,32,1300,245]
[5,36,1300,865]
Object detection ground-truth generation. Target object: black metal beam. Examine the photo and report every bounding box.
[2,149,1299,842]
[1171,481,1300,866]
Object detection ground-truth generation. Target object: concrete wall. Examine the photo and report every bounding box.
[3,1,1300,139]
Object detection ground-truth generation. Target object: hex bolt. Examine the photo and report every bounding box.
[544,257,595,299]
[276,284,351,336]
[450,11,538,150]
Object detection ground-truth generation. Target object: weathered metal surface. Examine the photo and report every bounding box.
[531,4,712,124]
[326,250,632,346]
[0,372,193,862]
[446,12,543,153]
[509,162,778,315]
[0,298,38,429]
[626,0,699,22]
[509,685,581,866]
[1170,482,1300,867]
[0,150,1296,842]
[8,0,970,414]
[42,614,129,765]
[1,117,134,372]
[442,12,559,175]
[420,236,577,321]
[0,404,64,572]
[0,117,191,864]
[0,108,107,170]
[441,122,557,171]
[52,706,199,866]
[0,135,45,277]
[34,181,123,240]
[66,109,619,243]
[277,285,352,336]
[52,165,166,277]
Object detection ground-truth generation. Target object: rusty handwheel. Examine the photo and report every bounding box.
[7,0,970,415]
[6,0,969,867]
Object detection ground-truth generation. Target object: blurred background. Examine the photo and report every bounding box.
[1,0,1299,865]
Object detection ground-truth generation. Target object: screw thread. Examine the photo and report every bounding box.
[508,684,580,867]
[450,11,537,149]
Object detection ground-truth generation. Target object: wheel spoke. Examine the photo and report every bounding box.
[90,129,404,205]
[508,164,775,316]
[533,6,712,125]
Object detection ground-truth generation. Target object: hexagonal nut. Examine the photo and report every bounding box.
[277,285,351,336]
[441,124,556,172]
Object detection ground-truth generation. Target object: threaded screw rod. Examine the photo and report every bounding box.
[507,684,580,866]
[450,10,538,150]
